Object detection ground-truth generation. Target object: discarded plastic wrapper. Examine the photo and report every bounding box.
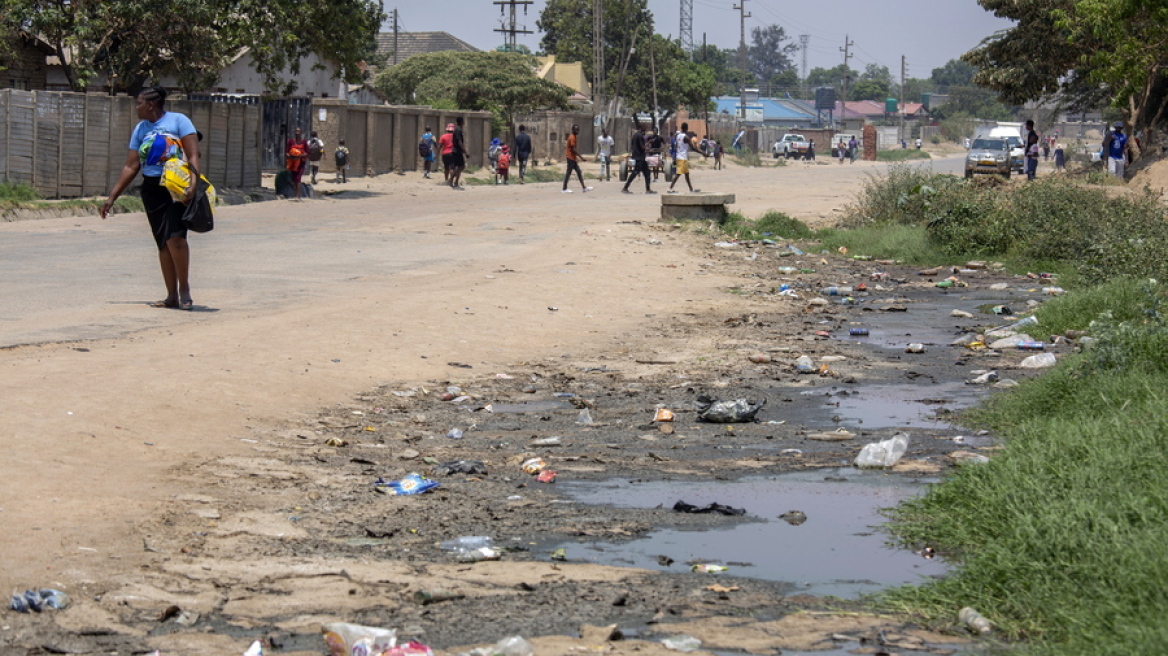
[655,408,675,422]
[673,500,746,516]
[521,457,546,474]
[8,588,70,613]
[243,640,264,656]
[374,473,439,496]
[322,622,398,656]
[695,395,765,423]
[855,433,910,468]
[959,607,992,634]
[662,635,703,652]
[536,469,557,483]
[463,635,535,656]
[456,546,500,562]
[430,460,487,476]
[1020,352,1057,368]
[691,564,728,573]
[905,343,926,353]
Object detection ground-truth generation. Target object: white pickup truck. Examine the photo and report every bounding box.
[774,134,812,159]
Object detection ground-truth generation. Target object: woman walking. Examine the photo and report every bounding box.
[100,85,201,310]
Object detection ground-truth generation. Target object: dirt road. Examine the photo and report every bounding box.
[0,153,981,655]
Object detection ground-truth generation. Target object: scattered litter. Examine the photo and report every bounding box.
[521,458,547,474]
[714,241,738,248]
[414,589,465,605]
[795,355,816,373]
[690,564,728,573]
[905,343,926,353]
[662,635,703,652]
[575,408,594,425]
[1020,353,1057,368]
[959,607,992,634]
[806,429,855,441]
[778,510,807,525]
[780,448,803,455]
[673,500,746,516]
[1042,286,1066,295]
[445,428,465,440]
[322,622,397,656]
[243,640,264,656]
[855,433,910,468]
[989,282,1009,291]
[654,408,675,422]
[695,396,765,423]
[950,309,974,318]
[848,328,869,336]
[748,352,772,363]
[325,437,348,447]
[9,589,70,613]
[530,436,562,446]
[373,473,439,496]
[536,470,558,483]
[430,460,487,476]
[989,334,1033,350]
[439,536,493,553]
[949,451,991,465]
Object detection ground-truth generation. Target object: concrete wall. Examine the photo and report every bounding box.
[164,52,345,99]
[312,100,492,175]
[0,89,261,198]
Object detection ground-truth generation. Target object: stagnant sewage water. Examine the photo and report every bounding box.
[554,470,946,599]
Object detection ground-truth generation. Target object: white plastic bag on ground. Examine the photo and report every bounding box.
[855,433,910,468]
[1020,353,1057,368]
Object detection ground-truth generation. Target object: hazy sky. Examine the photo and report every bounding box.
[389,0,1015,80]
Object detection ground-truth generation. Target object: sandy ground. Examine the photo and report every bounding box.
[0,152,986,654]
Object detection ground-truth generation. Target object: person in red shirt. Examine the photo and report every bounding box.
[561,124,591,193]
[438,123,456,186]
[285,127,309,200]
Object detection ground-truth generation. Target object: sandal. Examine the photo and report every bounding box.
[150,300,179,309]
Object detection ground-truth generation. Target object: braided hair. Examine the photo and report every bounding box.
[139,84,168,110]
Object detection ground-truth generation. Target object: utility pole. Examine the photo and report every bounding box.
[680,0,693,55]
[592,0,604,112]
[392,9,399,65]
[799,34,809,99]
[493,0,534,52]
[899,55,907,145]
[839,34,853,102]
[734,0,750,120]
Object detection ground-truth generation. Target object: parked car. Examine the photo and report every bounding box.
[988,127,1025,173]
[964,138,1012,179]
[775,134,812,159]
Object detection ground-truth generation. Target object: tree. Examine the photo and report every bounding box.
[808,64,854,91]
[930,58,975,92]
[851,78,890,102]
[0,0,384,94]
[617,34,715,125]
[374,51,571,130]
[537,0,653,84]
[747,24,798,88]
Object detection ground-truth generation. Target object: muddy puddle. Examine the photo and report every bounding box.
[801,381,987,429]
[552,470,945,598]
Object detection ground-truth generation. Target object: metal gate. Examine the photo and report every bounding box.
[261,98,313,171]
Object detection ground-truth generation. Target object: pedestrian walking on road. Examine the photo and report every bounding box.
[561,124,591,193]
[99,84,201,311]
[450,117,467,189]
[285,127,308,199]
[597,128,615,181]
[306,130,324,185]
[668,123,701,193]
[621,122,654,194]
[419,126,436,179]
[438,123,456,185]
[513,125,533,183]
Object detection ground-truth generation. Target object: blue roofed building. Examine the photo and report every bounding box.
[712,91,816,128]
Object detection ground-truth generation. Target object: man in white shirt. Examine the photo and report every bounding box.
[597,129,615,181]
[668,122,702,193]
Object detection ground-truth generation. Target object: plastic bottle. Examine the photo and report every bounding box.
[821,286,853,296]
[438,536,493,553]
[905,343,926,353]
[455,547,500,563]
[959,606,992,634]
[1016,341,1045,350]
[795,355,815,373]
[849,328,869,336]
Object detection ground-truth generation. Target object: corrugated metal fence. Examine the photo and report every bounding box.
[0,89,262,198]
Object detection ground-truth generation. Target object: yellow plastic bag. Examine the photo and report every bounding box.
[162,159,216,206]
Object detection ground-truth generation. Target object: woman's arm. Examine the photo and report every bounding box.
[180,133,201,203]
[99,150,142,219]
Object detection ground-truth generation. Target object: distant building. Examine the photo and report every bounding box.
[372,31,479,75]
[172,48,343,98]
[536,55,591,98]
[3,33,56,91]
[712,93,816,128]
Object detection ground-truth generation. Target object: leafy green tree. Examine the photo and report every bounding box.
[930,58,975,91]
[0,0,384,94]
[806,64,858,99]
[537,0,653,84]
[617,34,715,125]
[374,51,571,130]
[851,78,890,102]
[747,24,798,87]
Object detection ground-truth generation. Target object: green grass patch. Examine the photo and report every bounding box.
[723,210,815,241]
[884,280,1168,654]
[0,181,40,202]
[816,224,952,266]
[521,167,566,184]
[735,148,764,168]
[876,149,931,162]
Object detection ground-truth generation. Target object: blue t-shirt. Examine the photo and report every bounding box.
[129,112,197,177]
[1108,133,1128,160]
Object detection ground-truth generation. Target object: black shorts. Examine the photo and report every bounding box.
[451,151,466,168]
[141,176,187,250]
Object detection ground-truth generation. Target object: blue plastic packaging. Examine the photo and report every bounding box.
[374,473,440,496]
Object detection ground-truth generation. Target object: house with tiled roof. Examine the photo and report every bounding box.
[372,31,479,74]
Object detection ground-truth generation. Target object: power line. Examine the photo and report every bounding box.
[493,0,534,52]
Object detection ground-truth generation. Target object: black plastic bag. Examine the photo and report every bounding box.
[182,173,214,233]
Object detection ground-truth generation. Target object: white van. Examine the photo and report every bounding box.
[987,126,1025,172]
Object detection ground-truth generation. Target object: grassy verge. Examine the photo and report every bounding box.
[883,279,1168,655]
[0,181,144,216]
[876,149,931,162]
[722,210,815,241]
